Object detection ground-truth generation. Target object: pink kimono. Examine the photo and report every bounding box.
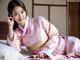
[7,16,80,59]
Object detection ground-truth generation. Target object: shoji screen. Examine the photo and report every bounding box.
[32,0,67,36]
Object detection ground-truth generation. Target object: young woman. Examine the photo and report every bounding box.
[7,0,80,59]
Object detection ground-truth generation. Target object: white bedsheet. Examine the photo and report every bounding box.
[0,40,50,60]
[0,40,80,60]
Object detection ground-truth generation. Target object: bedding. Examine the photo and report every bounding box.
[0,41,22,60]
[0,40,50,60]
[0,40,80,60]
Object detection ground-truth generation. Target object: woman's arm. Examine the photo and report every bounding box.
[7,17,21,51]
[7,29,21,51]
[37,16,59,58]
[8,26,14,40]
[7,17,14,40]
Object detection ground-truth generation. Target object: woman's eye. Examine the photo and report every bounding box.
[15,14,18,16]
[21,11,23,14]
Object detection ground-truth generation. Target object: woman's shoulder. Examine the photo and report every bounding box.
[29,16,50,27]
[33,16,44,19]
[32,16,48,23]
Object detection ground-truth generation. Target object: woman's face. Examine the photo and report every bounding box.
[12,6,26,25]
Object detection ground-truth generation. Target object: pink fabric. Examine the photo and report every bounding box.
[7,16,80,59]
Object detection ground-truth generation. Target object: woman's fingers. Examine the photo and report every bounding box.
[37,53,44,58]
[7,17,14,27]
[36,53,48,58]
[29,53,48,59]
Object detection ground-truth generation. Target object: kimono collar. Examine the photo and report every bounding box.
[18,16,29,35]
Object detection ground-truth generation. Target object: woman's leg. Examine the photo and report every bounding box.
[66,36,80,57]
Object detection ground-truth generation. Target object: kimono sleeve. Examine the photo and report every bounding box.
[7,31,21,51]
[38,16,59,55]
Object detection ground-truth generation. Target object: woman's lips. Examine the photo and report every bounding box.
[19,19,23,21]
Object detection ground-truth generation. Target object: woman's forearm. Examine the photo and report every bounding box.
[8,26,14,40]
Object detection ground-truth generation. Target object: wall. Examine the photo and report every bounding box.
[68,2,80,38]
[33,0,67,36]
[0,0,10,22]
[67,0,80,2]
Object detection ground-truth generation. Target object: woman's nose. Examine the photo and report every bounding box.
[19,14,22,19]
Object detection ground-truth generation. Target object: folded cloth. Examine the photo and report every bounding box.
[18,56,40,60]
[73,39,80,56]
[0,40,7,45]
[0,43,23,60]
[0,43,48,60]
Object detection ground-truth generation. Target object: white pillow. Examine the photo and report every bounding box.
[0,43,23,60]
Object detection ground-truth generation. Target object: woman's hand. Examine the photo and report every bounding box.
[7,17,14,40]
[7,17,14,28]
[36,52,48,58]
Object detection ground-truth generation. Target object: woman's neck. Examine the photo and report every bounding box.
[19,20,26,29]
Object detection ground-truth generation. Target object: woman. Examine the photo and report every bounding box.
[7,0,80,59]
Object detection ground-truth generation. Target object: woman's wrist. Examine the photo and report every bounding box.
[8,26,14,40]
[8,25,13,29]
